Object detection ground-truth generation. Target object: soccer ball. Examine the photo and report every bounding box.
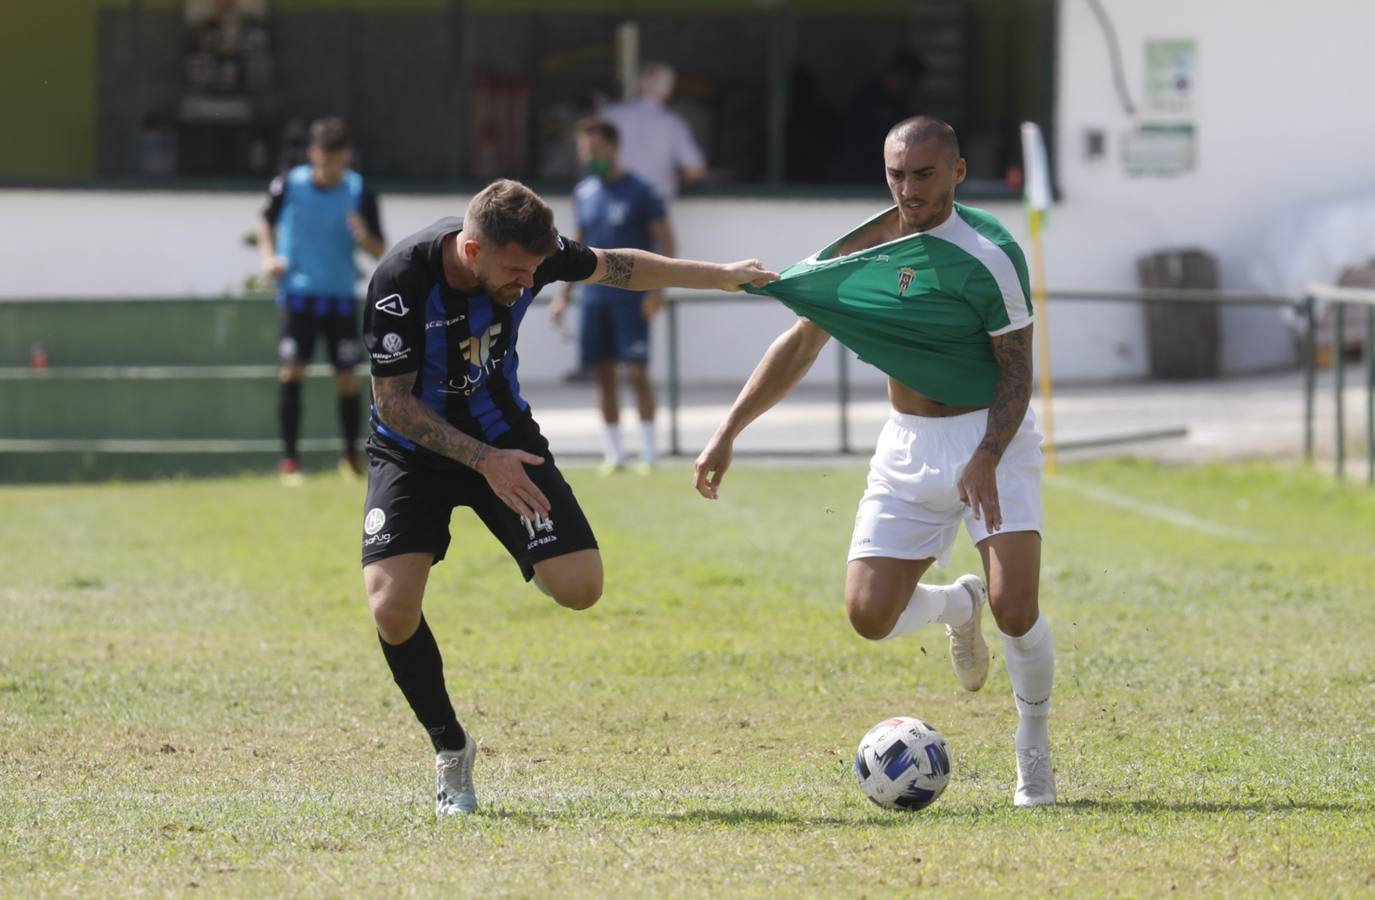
[854,716,952,811]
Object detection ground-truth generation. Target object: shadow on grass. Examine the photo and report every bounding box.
[479,806,915,829]
[655,808,912,828]
[474,798,1370,830]
[1057,798,1370,815]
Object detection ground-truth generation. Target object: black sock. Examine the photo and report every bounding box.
[339,391,361,455]
[378,616,466,752]
[278,380,303,460]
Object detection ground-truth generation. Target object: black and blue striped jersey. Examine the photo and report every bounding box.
[363,217,598,465]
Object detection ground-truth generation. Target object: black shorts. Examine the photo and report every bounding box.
[278,295,359,369]
[360,421,598,580]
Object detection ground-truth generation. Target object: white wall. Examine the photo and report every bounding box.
[1054,0,1375,375]
[5,0,1374,386]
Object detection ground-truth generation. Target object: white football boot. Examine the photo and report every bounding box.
[945,574,990,692]
[435,728,477,816]
[1013,746,1057,808]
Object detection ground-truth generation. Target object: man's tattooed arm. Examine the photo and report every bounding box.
[372,372,491,471]
[977,325,1034,459]
[596,250,635,288]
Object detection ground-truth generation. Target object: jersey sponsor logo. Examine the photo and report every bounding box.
[440,322,507,396]
[375,293,410,317]
[382,333,404,353]
[897,267,917,297]
[609,202,629,226]
[364,507,387,535]
[425,315,466,330]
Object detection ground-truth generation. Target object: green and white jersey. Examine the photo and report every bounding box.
[749,202,1033,407]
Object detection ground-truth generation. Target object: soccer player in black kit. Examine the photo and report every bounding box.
[360,179,776,816]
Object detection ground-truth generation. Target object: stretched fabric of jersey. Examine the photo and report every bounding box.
[747,203,1033,408]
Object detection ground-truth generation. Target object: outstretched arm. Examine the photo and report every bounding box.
[694,319,831,499]
[957,324,1034,531]
[581,248,776,293]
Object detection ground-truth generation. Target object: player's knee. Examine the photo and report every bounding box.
[553,578,602,611]
[846,594,893,641]
[370,596,420,643]
[366,577,422,642]
[988,589,1038,637]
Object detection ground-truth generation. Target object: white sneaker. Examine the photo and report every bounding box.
[1014,746,1056,807]
[435,729,477,816]
[945,574,989,692]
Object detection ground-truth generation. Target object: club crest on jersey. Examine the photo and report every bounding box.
[897,267,918,297]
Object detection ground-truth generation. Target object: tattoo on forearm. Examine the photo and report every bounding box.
[597,250,635,288]
[374,373,492,471]
[978,326,1034,459]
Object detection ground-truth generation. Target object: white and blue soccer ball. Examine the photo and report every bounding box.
[854,716,952,811]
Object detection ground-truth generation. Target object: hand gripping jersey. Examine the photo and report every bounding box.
[748,203,1033,408]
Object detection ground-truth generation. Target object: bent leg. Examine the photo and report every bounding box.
[532,548,603,611]
[845,556,935,640]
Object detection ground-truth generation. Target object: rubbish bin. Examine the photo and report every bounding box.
[1137,249,1220,379]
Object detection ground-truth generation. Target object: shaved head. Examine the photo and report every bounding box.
[883,116,965,232]
[885,116,960,163]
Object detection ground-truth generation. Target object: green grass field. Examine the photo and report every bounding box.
[3,459,1374,896]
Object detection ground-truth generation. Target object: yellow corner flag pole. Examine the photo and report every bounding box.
[1020,122,1057,474]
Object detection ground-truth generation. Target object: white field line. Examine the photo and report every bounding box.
[1048,475,1270,544]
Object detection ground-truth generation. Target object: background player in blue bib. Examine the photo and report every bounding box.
[550,119,674,473]
[257,117,385,483]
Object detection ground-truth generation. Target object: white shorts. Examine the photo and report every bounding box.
[849,408,1044,567]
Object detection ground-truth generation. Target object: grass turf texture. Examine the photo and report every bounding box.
[2,459,1373,896]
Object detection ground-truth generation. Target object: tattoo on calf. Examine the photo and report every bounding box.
[374,372,491,472]
[597,251,634,288]
[978,326,1034,459]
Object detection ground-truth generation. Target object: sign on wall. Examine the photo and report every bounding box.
[1123,123,1195,177]
[1145,38,1196,115]
[1124,38,1198,177]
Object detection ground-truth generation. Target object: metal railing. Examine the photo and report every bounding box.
[1305,283,1375,483]
[660,285,1375,483]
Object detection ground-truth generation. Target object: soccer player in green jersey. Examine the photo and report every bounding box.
[694,116,1055,807]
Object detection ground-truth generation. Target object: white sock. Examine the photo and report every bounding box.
[602,424,623,465]
[882,581,973,640]
[639,420,656,465]
[1002,616,1053,749]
